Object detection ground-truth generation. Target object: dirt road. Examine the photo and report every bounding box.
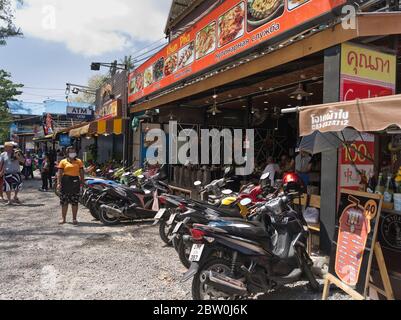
[0,176,346,300]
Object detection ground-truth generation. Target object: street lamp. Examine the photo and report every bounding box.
[90,61,127,72]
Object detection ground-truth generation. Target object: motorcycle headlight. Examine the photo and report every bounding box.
[266,198,284,216]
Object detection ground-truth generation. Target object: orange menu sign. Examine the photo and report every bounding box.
[329,189,382,296]
[128,0,349,105]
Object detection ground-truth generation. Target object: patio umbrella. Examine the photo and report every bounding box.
[298,128,360,155]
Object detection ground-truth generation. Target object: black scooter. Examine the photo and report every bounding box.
[95,173,171,226]
[182,192,319,300]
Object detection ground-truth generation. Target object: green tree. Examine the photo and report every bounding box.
[0,0,23,46]
[120,55,135,72]
[0,69,23,143]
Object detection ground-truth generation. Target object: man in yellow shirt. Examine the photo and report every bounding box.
[57,146,85,225]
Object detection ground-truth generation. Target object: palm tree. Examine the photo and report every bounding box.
[120,55,135,72]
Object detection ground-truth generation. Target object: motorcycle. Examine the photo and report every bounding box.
[96,172,171,226]
[156,173,276,268]
[181,187,319,300]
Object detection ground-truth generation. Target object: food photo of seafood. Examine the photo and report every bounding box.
[218,2,245,47]
[177,42,195,70]
[247,0,284,32]
[164,53,178,76]
[130,73,144,94]
[144,66,153,88]
[195,21,216,60]
[288,0,309,10]
[153,57,164,82]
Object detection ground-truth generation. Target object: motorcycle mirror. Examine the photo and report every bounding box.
[260,172,270,180]
[138,175,145,179]
[224,167,231,174]
[222,189,233,195]
[122,172,130,177]
[240,198,252,206]
[194,181,202,187]
[144,189,152,195]
[96,169,101,173]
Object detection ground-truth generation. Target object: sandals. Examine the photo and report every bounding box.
[58,220,66,225]
[13,198,21,205]
[72,220,79,226]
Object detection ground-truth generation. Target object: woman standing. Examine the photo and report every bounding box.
[39,154,51,192]
[57,146,84,225]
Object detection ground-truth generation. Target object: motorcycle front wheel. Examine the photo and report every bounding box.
[176,237,191,269]
[192,258,240,300]
[159,220,174,246]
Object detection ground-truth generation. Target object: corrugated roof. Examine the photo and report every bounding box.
[164,0,199,34]
[6,100,94,116]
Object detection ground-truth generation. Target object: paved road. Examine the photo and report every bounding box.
[0,175,347,300]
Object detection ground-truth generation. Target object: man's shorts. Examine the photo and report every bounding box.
[3,173,23,192]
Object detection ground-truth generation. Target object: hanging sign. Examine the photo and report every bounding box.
[66,106,94,121]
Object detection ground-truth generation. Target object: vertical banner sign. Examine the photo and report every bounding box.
[329,189,383,297]
[338,43,397,191]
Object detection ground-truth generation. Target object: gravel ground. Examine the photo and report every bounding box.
[0,175,348,300]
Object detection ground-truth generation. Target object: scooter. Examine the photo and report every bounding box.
[96,173,171,226]
[181,189,319,300]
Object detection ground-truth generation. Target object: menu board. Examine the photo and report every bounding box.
[129,0,356,104]
[328,189,383,297]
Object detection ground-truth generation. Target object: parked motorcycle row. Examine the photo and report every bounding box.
[80,165,320,300]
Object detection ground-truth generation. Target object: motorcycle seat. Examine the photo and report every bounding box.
[205,206,243,218]
[210,220,268,240]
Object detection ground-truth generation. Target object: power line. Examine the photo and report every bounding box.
[23,87,65,91]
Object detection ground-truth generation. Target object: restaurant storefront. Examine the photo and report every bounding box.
[127,0,401,297]
[65,99,127,163]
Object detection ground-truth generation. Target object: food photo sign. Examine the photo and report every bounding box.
[323,189,390,299]
[129,0,356,104]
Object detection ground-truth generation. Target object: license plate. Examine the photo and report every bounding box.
[154,208,166,220]
[167,213,177,225]
[189,244,205,262]
[172,222,183,234]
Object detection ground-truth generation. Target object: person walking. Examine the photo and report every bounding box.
[263,156,280,186]
[0,142,25,205]
[39,154,51,192]
[56,146,84,225]
[23,153,34,180]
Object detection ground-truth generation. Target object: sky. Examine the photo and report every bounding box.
[0,0,171,103]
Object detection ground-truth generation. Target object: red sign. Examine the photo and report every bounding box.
[338,43,396,191]
[341,79,394,101]
[129,0,349,105]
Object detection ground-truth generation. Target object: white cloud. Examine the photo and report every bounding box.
[15,0,170,57]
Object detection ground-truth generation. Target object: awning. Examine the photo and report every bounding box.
[33,134,54,142]
[298,94,401,137]
[67,118,125,138]
[69,122,98,138]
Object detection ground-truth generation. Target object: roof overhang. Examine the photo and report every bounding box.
[133,12,401,114]
[164,0,205,35]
